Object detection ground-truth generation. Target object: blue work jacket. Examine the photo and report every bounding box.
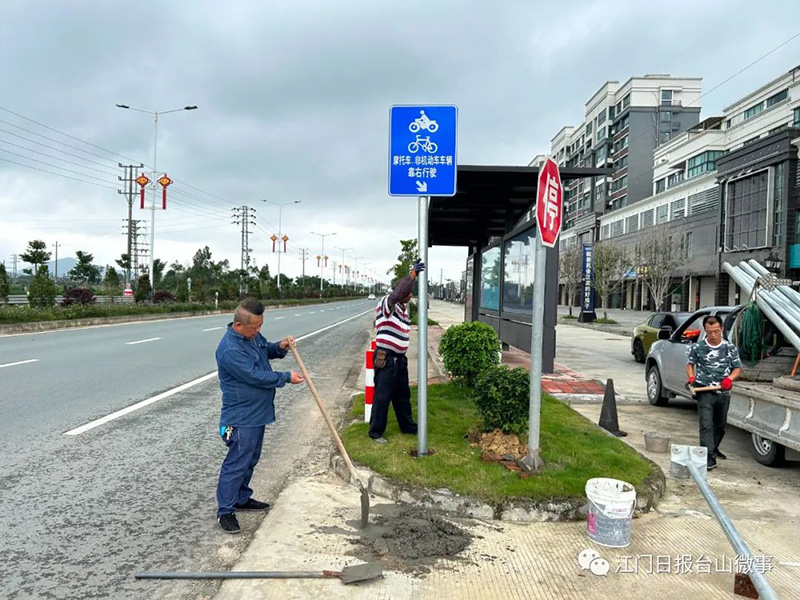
[216,324,290,427]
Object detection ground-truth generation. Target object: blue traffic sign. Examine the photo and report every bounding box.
[389,105,457,197]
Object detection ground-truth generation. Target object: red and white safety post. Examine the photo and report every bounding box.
[364,340,376,422]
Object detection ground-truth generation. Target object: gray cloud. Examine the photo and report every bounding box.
[2,0,799,284]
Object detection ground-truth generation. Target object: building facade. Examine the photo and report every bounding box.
[590,65,800,310]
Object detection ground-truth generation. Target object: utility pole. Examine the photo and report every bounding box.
[53,241,59,281]
[232,206,257,296]
[299,247,308,278]
[10,254,18,281]
[127,220,148,280]
[118,163,143,287]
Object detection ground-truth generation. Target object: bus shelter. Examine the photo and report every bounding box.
[428,165,607,373]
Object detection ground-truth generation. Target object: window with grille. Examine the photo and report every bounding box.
[656,205,669,224]
[641,209,654,228]
[689,188,719,215]
[626,214,639,234]
[773,162,786,247]
[601,224,610,240]
[671,198,686,219]
[612,220,623,237]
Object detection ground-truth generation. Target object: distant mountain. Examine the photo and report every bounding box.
[20,257,78,277]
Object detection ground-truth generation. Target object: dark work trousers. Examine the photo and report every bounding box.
[697,391,730,457]
[216,425,265,517]
[368,350,418,439]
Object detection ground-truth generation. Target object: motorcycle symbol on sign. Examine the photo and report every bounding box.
[408,135,438,154]
[408,110,439,133]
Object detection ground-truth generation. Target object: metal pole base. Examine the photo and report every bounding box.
[519,449,545,472]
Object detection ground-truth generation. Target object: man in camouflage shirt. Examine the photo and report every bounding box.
[686,315,743,470]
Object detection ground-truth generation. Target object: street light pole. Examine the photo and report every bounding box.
[262,200,300,291]
[335,247,352,287]
[311,231,336,292]
[351,256,362,291]
[116,103,197,296]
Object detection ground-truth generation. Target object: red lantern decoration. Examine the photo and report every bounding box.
[136,174,150,209]
[281,235,289,253]
[157,174,173,209]
[270,234,278,253]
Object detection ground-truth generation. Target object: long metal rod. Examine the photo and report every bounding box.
[723,262,800,352]
[735,264,800,345]
[136,571,335,580]
[685,461,779,600]
[747,259,800,308]
[738,262,800,326]
[417,196,429,456]
[525,234,547,469]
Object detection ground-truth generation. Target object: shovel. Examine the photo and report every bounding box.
[289,340,371,528]
[135,562,383,584]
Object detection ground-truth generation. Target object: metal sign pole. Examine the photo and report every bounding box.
[417,195,429,456]
[523,232,547,471]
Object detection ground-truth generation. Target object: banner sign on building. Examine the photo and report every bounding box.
[580,244,596,322]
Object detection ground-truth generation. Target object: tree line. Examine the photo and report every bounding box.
[1,240,371,306]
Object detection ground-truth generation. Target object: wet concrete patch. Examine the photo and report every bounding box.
[315,504,473,574]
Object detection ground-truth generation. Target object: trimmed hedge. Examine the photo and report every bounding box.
[0,296,360,325]
[474,365,530,434]
[438,321,501,386]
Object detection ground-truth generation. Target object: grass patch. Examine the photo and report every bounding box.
[594,318,618,325]
[342,383,654,503]
[562,314,578,320]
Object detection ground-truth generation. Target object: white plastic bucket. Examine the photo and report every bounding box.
[585,477,636,548]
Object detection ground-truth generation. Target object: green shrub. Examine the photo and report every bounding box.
[438,321,500,386]
[134,274,151,303]
[28,266,57,308]
[474,365,530,434]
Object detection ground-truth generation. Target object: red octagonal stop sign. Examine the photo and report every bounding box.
[536,157,562,248]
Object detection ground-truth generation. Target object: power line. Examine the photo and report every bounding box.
[0,127,121,172]
[0,138,120,177]
[689,30,800,106]
[0,105,144,164]
[0,155,119,191]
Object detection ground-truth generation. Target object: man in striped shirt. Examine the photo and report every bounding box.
[368,261,425,443]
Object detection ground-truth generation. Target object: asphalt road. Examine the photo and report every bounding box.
[0,299,375,600]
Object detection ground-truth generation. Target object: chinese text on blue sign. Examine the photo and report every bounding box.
[582,244,594,312]
[389,105,457,197]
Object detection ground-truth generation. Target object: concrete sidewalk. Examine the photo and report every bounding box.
[210,302,799,599]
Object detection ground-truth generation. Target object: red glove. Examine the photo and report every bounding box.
[721,377,733,391]
[687,376,695,385]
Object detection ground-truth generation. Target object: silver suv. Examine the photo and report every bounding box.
[644,306,734,406]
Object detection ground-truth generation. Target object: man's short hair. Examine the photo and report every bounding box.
[234,298,264,323]
[702,315,723,329]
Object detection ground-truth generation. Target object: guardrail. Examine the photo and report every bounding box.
[3,295,135,306]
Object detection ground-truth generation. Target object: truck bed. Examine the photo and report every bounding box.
[727,381,800,453]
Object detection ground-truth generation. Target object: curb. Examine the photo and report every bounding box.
[330,393,665,523]
[558,319,632,338]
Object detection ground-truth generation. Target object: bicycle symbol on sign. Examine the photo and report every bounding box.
[408,135,438,154]
[408,110,439,133]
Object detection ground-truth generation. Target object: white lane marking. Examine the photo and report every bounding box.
[309,311,316,314]
[295,308,373,342]
[63,372,218,436]
[294,313,302,316]
[125,337,161,345]
[0,358,39,369]
[274,317,285,320]
[64,308,373,435]
[202,327,223,332]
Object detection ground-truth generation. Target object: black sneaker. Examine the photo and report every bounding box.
[715,450,727,460]
[217,513,240,534]
[707,459,717,471]
[235,498,271,512]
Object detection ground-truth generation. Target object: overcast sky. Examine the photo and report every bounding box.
[1,0,799,286]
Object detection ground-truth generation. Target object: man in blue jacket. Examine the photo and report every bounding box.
[215,298,304,534]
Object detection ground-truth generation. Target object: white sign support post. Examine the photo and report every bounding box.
[417,195,429,457]
[521,157,562,472]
